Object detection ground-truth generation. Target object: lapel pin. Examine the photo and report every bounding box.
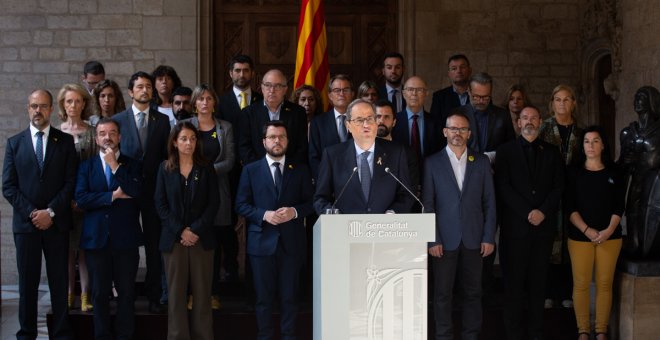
[376,157,383,165]
[288,164,293,169]
[212,131,217,139]
[468,155,474,162]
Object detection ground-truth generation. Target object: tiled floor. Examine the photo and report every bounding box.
[1,285,50,340]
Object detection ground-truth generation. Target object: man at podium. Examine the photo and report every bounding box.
[314,99,414,215]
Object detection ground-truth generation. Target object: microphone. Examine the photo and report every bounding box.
[385,167,425,213]
[329,167,358,214]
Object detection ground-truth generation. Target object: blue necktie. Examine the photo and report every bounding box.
[35,131,44,171]
[360,151,371,201]
[105,163,113,187]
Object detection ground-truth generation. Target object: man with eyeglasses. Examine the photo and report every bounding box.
[81,60,106,95]
[423,110,496,340]
[430,54,472,123]
[378,52,407,113]
[314,99,414,215]
[309,74,355,179]
[3,89,77,339]
[238,69,308,166]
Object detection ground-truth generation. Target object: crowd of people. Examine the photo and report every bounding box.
[2,53,625,340]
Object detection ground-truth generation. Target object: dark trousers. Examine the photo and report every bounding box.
[14,230,72,340]
[86,246,139,340]
[500,233,554,340]
[212,224,239,294]
[431,243,483,340]
[249,244,302,340]
[140,200,163,304]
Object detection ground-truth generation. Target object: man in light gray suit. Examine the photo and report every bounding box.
[422,110,496,340]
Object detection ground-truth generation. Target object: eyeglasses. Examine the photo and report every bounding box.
[262,83,287,91]
[403,87,427,94]
[349,117,376,126]
[471,94,491,102]
[330,87,352,95]
[265,134,287,141]
[446,127,470,134]
[29,104,50,110]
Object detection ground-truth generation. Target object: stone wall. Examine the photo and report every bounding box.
[0,0,198,284]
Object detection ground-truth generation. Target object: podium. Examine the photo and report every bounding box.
[313,213,435,340]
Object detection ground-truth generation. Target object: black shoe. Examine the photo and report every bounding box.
[149,301,165,314]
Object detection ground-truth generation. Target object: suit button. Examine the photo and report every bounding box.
[105,215,109,218]
[367,208,371,212]
[532,190,536,195]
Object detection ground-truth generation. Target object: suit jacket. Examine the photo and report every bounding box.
[185,116,235,226]
[238,99,308,165]
[217,90,262,132]
[391,109,443,158]
[459,103,516,153]
[495,137,564,239]
[308,109,351,179]
[154,163,219,252]
[430,86,469,123]
[3,127,78,233]
[235,158,314,257]
[422,148,496,251]
[314,138,414,214]
[378,85,407,112]
[75,154,144,249]
[112,107,170,191]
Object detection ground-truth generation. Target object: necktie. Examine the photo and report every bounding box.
[35,131,44,171]
[239,92,248,109]
[360,151,371,201]
[410,114,421,160]
[391,89,400,112]
[338,115,347,142]
[105,163,113,187]
[137,111,147,152]
[272,162,283,197]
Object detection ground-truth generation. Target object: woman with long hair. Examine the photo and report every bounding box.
[502,84,531,135]
[90,79,126,126]
[566,126,624,340]
[155,122,219,340]
[291,84,323,123]
[57,83,96,312]
[357,80,379,104]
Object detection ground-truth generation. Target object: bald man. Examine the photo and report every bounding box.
[238,69,308,165]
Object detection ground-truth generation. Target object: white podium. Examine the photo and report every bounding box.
[313,213,435,340]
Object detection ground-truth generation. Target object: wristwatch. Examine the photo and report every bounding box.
[46,208,55,218]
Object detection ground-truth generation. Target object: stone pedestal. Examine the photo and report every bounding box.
[614,260,660,339]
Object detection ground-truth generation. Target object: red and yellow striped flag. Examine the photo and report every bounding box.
[293,0,330,111]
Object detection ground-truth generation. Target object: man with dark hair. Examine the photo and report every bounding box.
[171,86,193,122]
[151,65,183,127]
[236,121,314,340]
[430,54,472,122]
[75,118,143,339]
[308,74,355,178]
[3,89,77,339]
[82,60,106,95]
[113,71,171,313]
[218,54,263,128]
[378,52,407,113]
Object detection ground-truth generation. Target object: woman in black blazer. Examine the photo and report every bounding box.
[154,121,219,340]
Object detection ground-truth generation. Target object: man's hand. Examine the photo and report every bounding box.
[481,243,495,257]
[180,227,199,247]
[31,209,53,230]
[102,148,119,171]
[264,210,285,225]
[428,244,444,258]
[274,207,296,223]
[528,209,545,226]
[112,186,131,201]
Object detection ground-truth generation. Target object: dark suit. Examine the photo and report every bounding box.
[155,163,219,340]
[217,89,262,132]
[378,85,406,113]
[236,158,314,340]
[238,100,308,165]
[458,103,516,154]
[3,126,77,339]
[495,137,564,340]
[423,148,496,340]
[113,107,170,304]
[75,154,143,340]
[313,138,414,214]
[308,109,349,179]
[430,86,470,123]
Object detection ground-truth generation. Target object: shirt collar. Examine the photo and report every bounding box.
[233,86,251,98]
[445,145,467,161]
[353,141,375,156]
[132,104,148,117]
[30,124,50,137]
[405,108,424,120]
[266,154,286,168]
[386,83,402,93]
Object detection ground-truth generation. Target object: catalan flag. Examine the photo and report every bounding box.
[294,0,330,111]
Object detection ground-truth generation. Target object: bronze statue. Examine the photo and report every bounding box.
[619,86,660,257]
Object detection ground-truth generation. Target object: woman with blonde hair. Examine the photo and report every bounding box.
[57,83,97,312]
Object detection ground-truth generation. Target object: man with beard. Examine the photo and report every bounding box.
[75,118,143,339]
[495,106,564,340]
[113,71,171,313]
[171,86,193,122]
[423,111,496,340]
[378,52,406,113]
[239,69,307,165]
[309,74,355,178]
[235,121,314,340]
[3,89,77,339]
[430,54,472,122]
[218,54,263,132]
